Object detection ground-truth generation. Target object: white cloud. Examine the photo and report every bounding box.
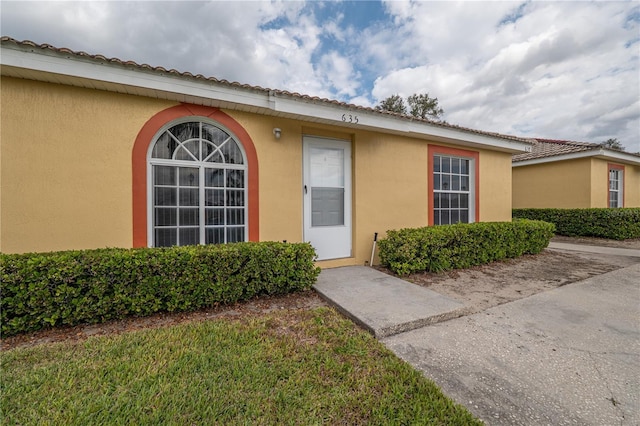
[318,51,360,97]
[371,1,640,151]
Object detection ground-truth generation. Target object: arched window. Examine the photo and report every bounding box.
[148,119,247,247]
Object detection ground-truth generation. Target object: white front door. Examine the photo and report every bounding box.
[303,137,352,260]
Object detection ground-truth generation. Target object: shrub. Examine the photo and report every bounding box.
[378,220,554,276]
[512,208,640,240]
[0,242,320,337]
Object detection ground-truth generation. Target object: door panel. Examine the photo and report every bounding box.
[303,137,351,260]
[312,187,344,226]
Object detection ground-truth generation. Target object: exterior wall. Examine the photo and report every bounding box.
[479,149,513,221]
[0,77,177,253]
[625,164,640,207]
[349,130,430,267]
[591,159,614,208]
[512,158,593,208]
[513,157,640,209]
[1,77,516,267]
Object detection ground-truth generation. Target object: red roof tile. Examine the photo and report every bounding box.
[512,138,639,162]
[512,139,597,162]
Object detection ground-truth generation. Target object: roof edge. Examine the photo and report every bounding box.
[513,148,640,167]
[1,36,532,153]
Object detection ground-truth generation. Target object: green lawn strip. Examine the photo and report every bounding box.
[2,307,481,425]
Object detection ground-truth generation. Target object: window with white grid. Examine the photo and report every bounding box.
[433,155,473,225]
[608,168,623,208]
[148,120,247,247]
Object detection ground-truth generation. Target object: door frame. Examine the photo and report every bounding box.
[302,136,352,260]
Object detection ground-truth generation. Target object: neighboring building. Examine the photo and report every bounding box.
[0,37,530,267]
[512,139,640,209]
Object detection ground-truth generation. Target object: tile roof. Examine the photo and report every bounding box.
[512,138,600,162]
[512,138,640,163]
[0,36,530,145]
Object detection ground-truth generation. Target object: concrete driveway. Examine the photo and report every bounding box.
[382,263,640,425]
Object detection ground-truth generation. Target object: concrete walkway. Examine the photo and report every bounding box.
[384,263,640,425]
[313,242,640,425]
[313,242,639,339]
[548,241,640,257]
[314,266,464,338]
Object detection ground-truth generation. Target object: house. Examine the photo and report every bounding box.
[512,139,640,209]
[0,37,531,267]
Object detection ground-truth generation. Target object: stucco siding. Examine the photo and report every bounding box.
[479,149,513,221]
[591,159,611,208]
[625,164,640,207]
[512,158,592,208]
[0,77,177,253]
[350,130,429,266]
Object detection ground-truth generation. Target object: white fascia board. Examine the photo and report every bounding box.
[271,96,531,153]
[1,47,272,109]
[597,149,640,166]
[513,149,640,167]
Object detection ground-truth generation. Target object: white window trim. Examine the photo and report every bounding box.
[433,155,476,225]
[146,117,248,247]
[609,168,623,208]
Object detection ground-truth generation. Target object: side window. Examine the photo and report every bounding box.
[608,166,623,208]
[433,155,474,225]
[148,120,247,247]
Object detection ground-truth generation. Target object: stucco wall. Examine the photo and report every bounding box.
[1,77,516,265]
[512,158,593,208]
[625,164,640,207]
[0,77,177,253]
[513,157,640,209]
[479,149,513,221]
[591,158,612,208]
[350,130,430,266]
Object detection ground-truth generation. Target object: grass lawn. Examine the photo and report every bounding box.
[1,307,481,425]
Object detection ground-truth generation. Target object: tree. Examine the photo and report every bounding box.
[407,93,444,120]
[600,138,625,151]
[376,92,444,120]
[375,94,407,115]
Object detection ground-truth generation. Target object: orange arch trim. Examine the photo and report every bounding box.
[132,104,259,247]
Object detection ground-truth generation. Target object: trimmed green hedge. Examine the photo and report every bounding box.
[378,220,554,276]
[1,242,320,337]
[513,208,640,240]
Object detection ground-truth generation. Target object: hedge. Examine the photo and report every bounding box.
[0,242,320,337]
[512,208,640,240]
[378,220,555,276]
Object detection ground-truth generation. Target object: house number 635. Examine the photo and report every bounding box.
[341,114,359,124]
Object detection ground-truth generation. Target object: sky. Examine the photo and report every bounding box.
[2,1,639,152]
